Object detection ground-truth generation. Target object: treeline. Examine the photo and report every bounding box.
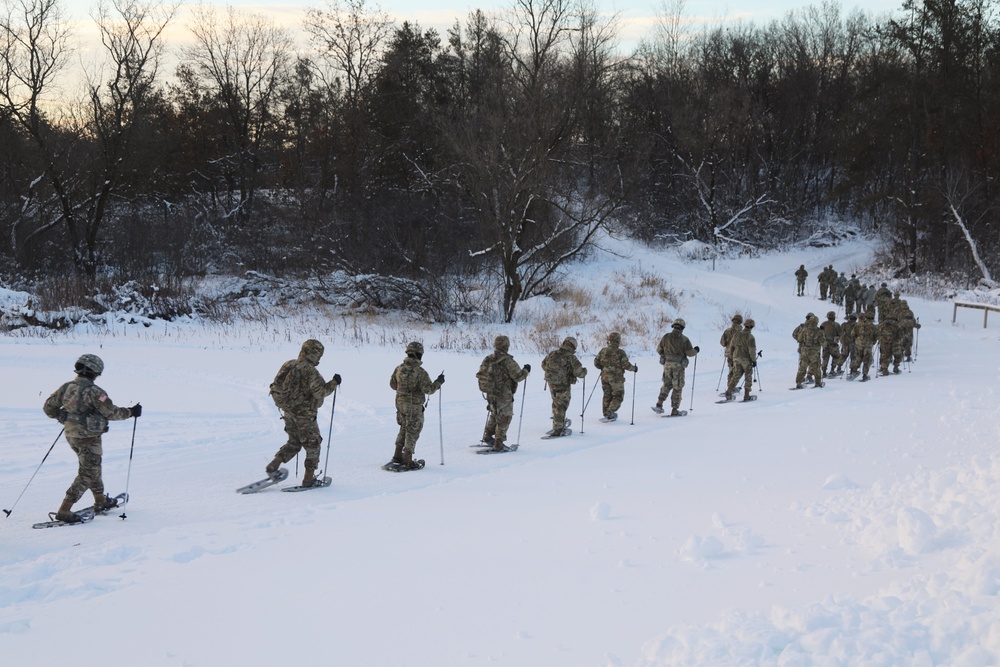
[0,0,998,322]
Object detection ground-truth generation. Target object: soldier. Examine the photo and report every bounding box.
[795,265,808,296]
[819,311,842,377]
[861,284,877,314]
[593,332,638,422]
[818,266,832,300]
[833,271,848,305]
[541,337,587,437]
[876,315,902,375]
[850,312,877,381]
[875,282,892,321]
[387,342,444,470]
[794,314,824,388]
[897,301,921,362]
[265,339,341,487]
[653,318,699,416]
[720,314,744,390]
[477,335,530,451]
[42,354,141,523]
[835,313,858,375]
[844,275,861,316]
[725,318,757,401]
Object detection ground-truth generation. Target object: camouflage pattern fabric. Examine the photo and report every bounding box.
[819,318,842,376]
[656,330,697,410]
[480,349,529,447]
[594,342,637,418]
[876,318,902,373]
[720,322,743,387]
[275,413,323,471]
[898,308,920,359]
[725,329,756,398]
[837,319,857,372]
[43,377,133,504]
[794,318,824,385]
[851,317,877,377]
[795,266,808,295]
[541,342,587,431]
[390,356,442,456]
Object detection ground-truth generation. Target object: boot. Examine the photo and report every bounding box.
[651,403,664,414]
[392,443,404,464]
[670,407,681,416]
[482,434,495,446]
[302,467,316,488]
[55,498,82,524]
[93,492,118,514]
[265,456,283,475]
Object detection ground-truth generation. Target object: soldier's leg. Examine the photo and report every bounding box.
[402,405,425,459]
[275,414,309,463]
[484,402,497,442]
[656,366,670,408]
[601,379,613,416]
[64,438,103,507]
[607,378,625,414]
[795,354,808,386]
[669,366,686,410]
[493,401,515,449]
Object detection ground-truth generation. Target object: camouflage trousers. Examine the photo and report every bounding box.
[878,343,903,374]
[64,435,104,504]
[796,348,821,385]
[726,359,753,398]
[821,344,838,375]
[725,355,736,388]
[845,297,856,316]
[394,401,426,456]
[484,396,515,447]
[657,362,686,409]
[851,345,873,377]
[796,279,806,295]
[601,375,627,417]
[274,413,322,470]
[548,384,572,431]
[819,284,828,299]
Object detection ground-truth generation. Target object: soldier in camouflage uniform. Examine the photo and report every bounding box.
[388,342,444,469]
[819,311,842,377]
[795,265,808,296]
[265,339,341,487]
[478,336,531,451]
[541,337,587,436]
[818,266,833,300]
[850,311,877,380]
[897,300,921,361]
[793,314,824,388]
[875,283,892,321]
[593,332,638,422]
[725,318,757,401]
[844,275,861,316]
[43,354,141,523]
[653,319,699,415]
[720,314,743,389]
[834,313,858,375]
[876,315,902,375]
[832,272,848,305]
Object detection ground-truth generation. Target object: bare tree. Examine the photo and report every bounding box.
[184,4,291,223]
[0,0,175,275]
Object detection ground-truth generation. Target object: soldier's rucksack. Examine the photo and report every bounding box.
[270,360,302,411]
[477,352,514,394]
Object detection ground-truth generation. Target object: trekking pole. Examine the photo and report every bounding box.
[119,418,139,520]
[322,388,337,476]
[438,384,444,465]
[755,350,763,391]
[514,374,527,447]
[582,370,601,415]
[630,369,637,425]
[580,376,586,435]
[689,353,698,412]
[915,321,920,360]
[716,355,727,391]
[4,428,63,518]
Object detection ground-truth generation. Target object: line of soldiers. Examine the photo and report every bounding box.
[792,298,921,385]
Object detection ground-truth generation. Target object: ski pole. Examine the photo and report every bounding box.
[580,375,586,435]
[438,383,444,465]
[119,418,139,520]
[755,350,763,391]
[514,374,527,447]
[322,388,337,476]
[4,428,63,519]
[582,370,601,415]
[716,354,727,391]
[630,368,637,425]
[689,353,698,412]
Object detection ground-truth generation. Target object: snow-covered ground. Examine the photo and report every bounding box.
[2,237,999,666]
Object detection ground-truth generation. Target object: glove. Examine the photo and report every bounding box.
[633,364,638,373]
[694,346,700,353]
[658,355,665,365]
[751,361,757,368]
[523,364,531,373]
[333,373,342,386]
[129,403,142,418]
[580,368,588,377]
[436,373,445,385]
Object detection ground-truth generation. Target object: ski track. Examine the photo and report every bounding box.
[2,237,1000,666]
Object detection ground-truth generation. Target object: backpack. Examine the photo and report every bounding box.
[541,349,564,385]
[477,352,515,394]
[270,360,301,411]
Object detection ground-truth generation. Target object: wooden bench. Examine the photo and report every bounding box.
[953,301,1000,328]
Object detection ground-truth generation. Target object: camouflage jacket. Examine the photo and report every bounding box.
[43,377,132,438]
[542,345,586,387]
[819,319,841,346]
[594,344,636,379]
[720,323,742,357]
[852,320,877,347]
[727,329,757,362]
[274,356,338,416]
[795,268,808,281]
[657,331,696,365]
[794,322,824,350]
[390,357,441,407]
[840,320,857,348]
[877,320,899,346]
[479,351,529,402]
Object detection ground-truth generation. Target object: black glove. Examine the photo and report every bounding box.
[751,361,757,368]
[333,373,342,386]
[129,403,142,418]
[436,373,445,385]
[523,364,531,373]
[694,346,700,353]
[633,365,638,373]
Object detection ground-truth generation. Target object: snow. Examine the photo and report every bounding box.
[2,236,999,666]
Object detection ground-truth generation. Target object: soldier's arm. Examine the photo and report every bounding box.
[89,387,133,422]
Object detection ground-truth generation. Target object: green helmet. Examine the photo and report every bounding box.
[75,354,104,377]
[607,332,622,345]
[300,339,325,365]
[494,335,510,352]
[405,341,424,357]
[672,318,686,330]
[561,337,577,352]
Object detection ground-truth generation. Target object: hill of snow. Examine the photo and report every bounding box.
[2,237,999,666]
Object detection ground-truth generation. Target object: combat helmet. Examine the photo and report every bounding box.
[300,339,325,365]
[561,337,578,351]
[744,318,755,328]
[494,335,510,352]
[406,341,424,358]
[75,354,104,377]
[672,318,686,330]
[731,314,744,324]
[827,311,836,320]
[607,332,622,345]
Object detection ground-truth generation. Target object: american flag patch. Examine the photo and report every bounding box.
[98,394,108,402]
